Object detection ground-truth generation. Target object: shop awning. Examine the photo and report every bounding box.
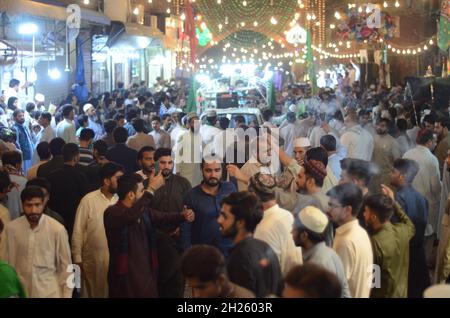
[0,0,110,25]
[106,21,164,50]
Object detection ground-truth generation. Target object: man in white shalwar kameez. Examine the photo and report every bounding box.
[1,186,73,298]
[340,110,374,161]
[403,130,442,266]
[71,163,123,298]
[403,130,441,237]
[280,112,305,158]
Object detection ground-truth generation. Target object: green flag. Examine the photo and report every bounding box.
[186,79,198,113]
[267,79,276,112]
[438,0,450,52]
[306,29,317,95]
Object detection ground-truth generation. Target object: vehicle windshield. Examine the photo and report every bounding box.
[201,113,259,128]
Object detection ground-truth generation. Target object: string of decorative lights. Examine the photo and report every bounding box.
[386,36,437,55]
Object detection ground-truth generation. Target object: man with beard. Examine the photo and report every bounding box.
[26,178,65,227]
[237,134,279,192]
[83,103,104,140]
[218,191,282,297]
[291,206,351,298]
[181,157,236,255]
[371,118,401,190]
[11,109,34,174]
[136,146,156,181]
[175,112,202,187]
[148,147,191,297]
[1,186,73,297]
[363,189,415,298]
[293,137,311,167]
[104,174,195,298]
[390,159,430,297]
[293,158,333,246]
[71,163,124,298]
[326,183,373,298]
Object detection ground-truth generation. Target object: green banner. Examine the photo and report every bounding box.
[438,0,450,52]
[306,29,318,95]
[185,79,198,113]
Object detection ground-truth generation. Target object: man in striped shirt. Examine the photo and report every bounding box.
[78,128,95,166]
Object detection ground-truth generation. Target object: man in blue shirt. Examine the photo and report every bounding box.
[12,109,34,174]
[106,127,139,175]
[390,158,430,298]
[181,157,236,255]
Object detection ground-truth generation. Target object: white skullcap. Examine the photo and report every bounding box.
[83,103,94,113]
[423,285,450,298]
[35,93,45,103]
[206,109,217,117]
[294,137,311,148]
[295,206,329,234]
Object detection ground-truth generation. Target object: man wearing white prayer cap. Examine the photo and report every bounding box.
[83,103,95,116]
[293,137,311,166]
[35,93,45,111]
[291,206,351,298]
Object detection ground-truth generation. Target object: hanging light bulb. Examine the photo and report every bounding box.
[180,13,186,20]
[358,7,363,13]
[167,8,171,14]
[429,39,434,45]
[270,17,278,24]
[383,1,388,8]
[334,11,341,20]
[253,21,258,27]
[133,7,139,15]
[395,0,400,7]
[242,0,247,6]
[48,67,61,80]
[148,0,152,3]
[83,0,90,5]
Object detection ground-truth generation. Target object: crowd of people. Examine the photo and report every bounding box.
[0,74,450,299]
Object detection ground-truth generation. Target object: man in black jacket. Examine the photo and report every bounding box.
[37,137,66,179]
[47,143,89,238]
[106,127,139,175]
